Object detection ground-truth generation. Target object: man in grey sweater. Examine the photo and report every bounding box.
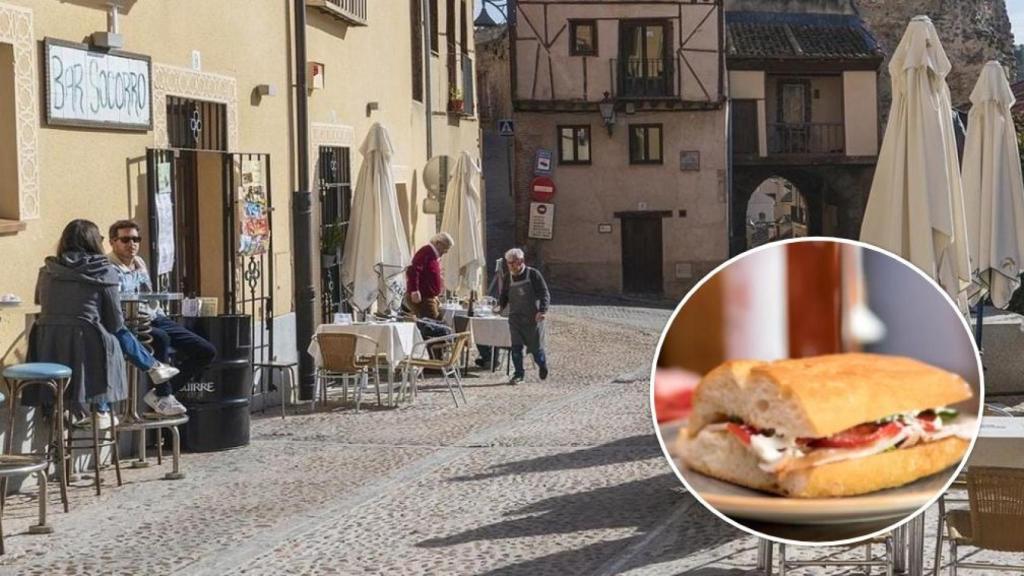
[497,248,550,384]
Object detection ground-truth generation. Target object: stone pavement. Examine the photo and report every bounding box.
[0,303,1019,575]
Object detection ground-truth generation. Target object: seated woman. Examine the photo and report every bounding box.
[29,219,180,428]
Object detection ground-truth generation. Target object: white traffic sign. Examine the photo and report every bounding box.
[497,119,515,137]
[528,202,554,240]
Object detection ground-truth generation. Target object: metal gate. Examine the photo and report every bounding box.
[145,148,275,368]
[318,146,352,323]
[224,152,274,368]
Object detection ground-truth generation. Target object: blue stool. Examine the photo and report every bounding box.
[1,363,72,513]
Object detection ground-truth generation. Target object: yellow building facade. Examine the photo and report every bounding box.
[0,0,480,375]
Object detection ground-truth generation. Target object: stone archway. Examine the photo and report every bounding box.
[731,164,873,256]
[745,176,809,249]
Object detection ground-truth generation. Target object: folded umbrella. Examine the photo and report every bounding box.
[963,60,1024,309]
[340,123,412,312]
[440,151,485,297]
[860,16,972,311]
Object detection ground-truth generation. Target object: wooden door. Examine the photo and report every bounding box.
[733,100,758,154]
[621,216,663,294]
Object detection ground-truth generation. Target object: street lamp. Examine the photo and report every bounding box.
[599,91,616,135]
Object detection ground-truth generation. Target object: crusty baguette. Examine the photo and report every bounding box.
[688,354,973,439]
[680,429,969,498]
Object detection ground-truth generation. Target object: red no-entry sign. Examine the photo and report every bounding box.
[530,176,556,202]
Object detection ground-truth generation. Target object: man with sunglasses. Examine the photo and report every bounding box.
[107,220,216,417]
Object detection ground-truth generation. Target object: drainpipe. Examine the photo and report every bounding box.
[422,0,433,158]
[292,0,316,401]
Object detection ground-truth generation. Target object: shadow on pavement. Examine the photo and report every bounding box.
[450,435,662,481]
[420,438,750,575]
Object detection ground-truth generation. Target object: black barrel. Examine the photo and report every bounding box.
[179,315,253,452]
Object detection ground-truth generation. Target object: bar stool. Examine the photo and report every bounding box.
[0,453,53,554]
[254,361,298,419]
[0,363,71,513]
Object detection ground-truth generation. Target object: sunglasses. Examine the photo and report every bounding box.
[116,236,142,244]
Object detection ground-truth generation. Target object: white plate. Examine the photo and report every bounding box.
[661,420,955,525]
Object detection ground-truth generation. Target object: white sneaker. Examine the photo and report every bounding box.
[144,390,187,416]
[147,361,180,384]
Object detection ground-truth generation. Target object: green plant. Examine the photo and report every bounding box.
[448,86,463,102]
[320,220,345,256]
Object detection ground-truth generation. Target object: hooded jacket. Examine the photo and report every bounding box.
[27,252,128,410]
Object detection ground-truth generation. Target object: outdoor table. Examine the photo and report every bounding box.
[900,416,1024,576]
[469,315,511,372]
[118,293,187,479]
[307,321,422,406]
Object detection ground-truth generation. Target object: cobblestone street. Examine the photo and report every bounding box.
[0,302,1019,575]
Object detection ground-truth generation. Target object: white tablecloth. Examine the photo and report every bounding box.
[979,416,1024,438]
[470,316,511,348]
[307,322,421,368]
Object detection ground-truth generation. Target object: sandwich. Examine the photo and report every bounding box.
[679,353,976,498]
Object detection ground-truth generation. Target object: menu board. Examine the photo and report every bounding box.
[238,159,269,257]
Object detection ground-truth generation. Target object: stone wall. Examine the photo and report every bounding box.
[854,0,1015,114]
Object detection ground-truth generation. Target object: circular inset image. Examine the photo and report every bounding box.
[651,238,983,545]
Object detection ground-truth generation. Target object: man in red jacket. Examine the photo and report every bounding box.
[404,232,453,320]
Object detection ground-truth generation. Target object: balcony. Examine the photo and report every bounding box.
[611,58,677,99]
[767,123,844,155]
[307,0,367,26]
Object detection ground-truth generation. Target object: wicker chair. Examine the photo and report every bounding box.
[933,403,1014,575]
[944,466,1024,574]
[399,332,471,407]
[315,332,384,413]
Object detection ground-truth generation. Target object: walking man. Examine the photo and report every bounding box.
[497,248,550,384]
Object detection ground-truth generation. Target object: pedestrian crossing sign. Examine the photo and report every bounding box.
[498,119,515,137]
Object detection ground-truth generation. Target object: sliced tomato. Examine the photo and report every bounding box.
[727,423,757,446]
[805,422,902,449]
[916,411,938,432]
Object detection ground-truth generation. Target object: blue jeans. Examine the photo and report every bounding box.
[511,346,546,379]
[114,327,157,371]
[97,328,158,412]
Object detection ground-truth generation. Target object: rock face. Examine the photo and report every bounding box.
[855,0,1015,111]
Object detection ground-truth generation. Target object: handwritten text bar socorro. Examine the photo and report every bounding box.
[45,39,152,131]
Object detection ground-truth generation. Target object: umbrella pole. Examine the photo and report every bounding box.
[973,298,985,355]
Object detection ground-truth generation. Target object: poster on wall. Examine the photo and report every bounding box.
[528,202,554,240]
[155,161,175,275]
[44,38,152,130]
[238,160,269,257]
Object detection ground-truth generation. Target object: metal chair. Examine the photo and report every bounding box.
[932,403,1014,575]
[778,534,895,576]
[315,332,382,413]
[0,455,53,554]
[254,361,298,419]
[944,466,1024,574]
[0,363,72,513]
[756,538,773,575]
[399,332,471,407]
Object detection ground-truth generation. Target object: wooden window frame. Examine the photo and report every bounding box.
[569,20,598,57]
[460,0,469,55]
[557,125,592,165]
[629,124,664,165]
[429,0,439,54]
[411,0,424,102]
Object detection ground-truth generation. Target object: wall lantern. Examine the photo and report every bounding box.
[598,91,616,135]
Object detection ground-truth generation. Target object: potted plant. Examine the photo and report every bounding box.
[320,220,345,268]
[447,87,464,114]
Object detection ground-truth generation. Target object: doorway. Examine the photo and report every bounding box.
[620,215,663,294]
[733,99,759,155]
[318,145,353,322]
[745,176,808,249]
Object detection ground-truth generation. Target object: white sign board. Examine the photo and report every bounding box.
[45,39,152,130]
[528,202,554,240]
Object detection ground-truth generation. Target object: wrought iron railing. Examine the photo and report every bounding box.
[611,58,678,99]
[767,122,845,155]
[308,0,367,26]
